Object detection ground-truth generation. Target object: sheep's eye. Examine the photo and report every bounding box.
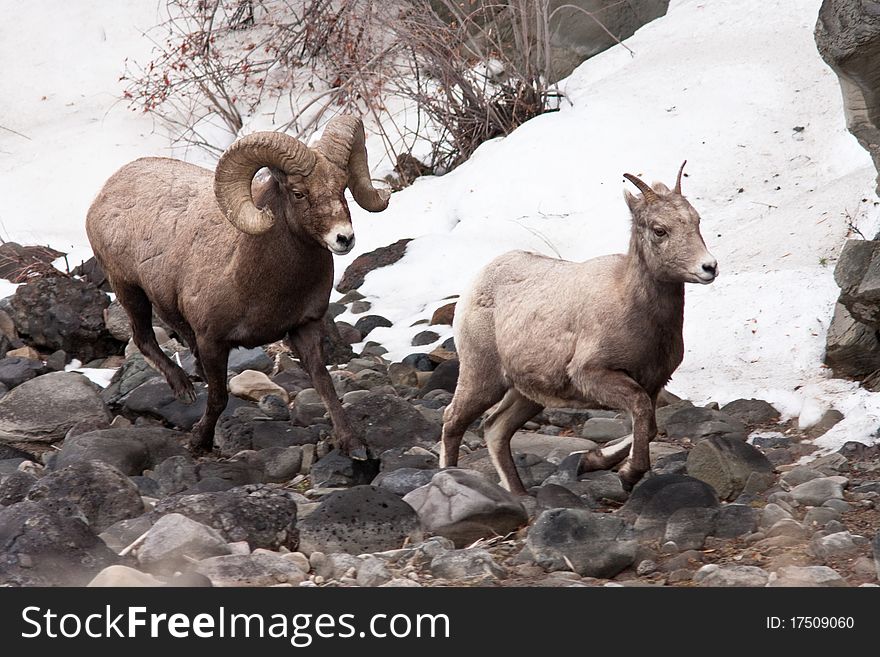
[292,190,307,200]
[652,226,667,238]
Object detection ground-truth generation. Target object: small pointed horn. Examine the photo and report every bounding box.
[623,173,658,203]
[674,160,687,194]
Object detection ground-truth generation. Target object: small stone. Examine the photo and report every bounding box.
[790,477,845,506]
[195,553,307,587]
[430,549,507,580]
[356,556,393,587]
[803,506,841,528]
[137,513,231,574]
[765,518,808,539]
[412,330,440,347]
[768,565,848,587]
[636,560,658,576]
[811,531,860,561]
[720,399,780,426]
[87,565,164,587]
[822,498,852,512]
[714,504,758,538]
[580,417,631,442]
[693,564,769,587]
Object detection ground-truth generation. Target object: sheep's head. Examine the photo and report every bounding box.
[213,115,390,254]
[623,162,718,285]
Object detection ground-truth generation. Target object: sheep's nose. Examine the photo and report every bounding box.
[336,233,353,248]
[702,260,717,277]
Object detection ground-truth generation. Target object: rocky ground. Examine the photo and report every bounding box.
[0,260,878,588]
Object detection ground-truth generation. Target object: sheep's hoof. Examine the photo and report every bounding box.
[617,464,646,491]
[172,379,197,405]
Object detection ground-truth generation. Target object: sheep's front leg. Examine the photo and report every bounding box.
[287,321,367,460]
[572,369,655,489]
[190,339,230,453]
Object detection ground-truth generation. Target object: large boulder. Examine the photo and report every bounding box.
[618,474,719,537]
[403,469,528,547]
[685,435,775,500]
[346,393,441,453]
[816,0,880,193]
[0,500,118,586]
[25,461,144,533]
[6,275,122,361]
[337,238,412,293]
[297,485,422,555]
[137,513,231,574]
[0,372,110,443]
[52,427,187,475]
[525,508,637,578]
[152,485,299,550]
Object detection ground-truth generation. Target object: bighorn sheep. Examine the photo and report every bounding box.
[439,163,717,494]
[86,115,389,455]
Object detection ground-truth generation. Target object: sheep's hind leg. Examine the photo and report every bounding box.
[116,284,195,404]
[189,338,230,453]
[571,369,655,490]
[287,320,367,460]
[483,389,543,495]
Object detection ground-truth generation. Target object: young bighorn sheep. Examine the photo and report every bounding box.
[439,163,717,494]
[86,115,389,455]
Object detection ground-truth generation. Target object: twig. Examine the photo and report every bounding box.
[0,124,31,140]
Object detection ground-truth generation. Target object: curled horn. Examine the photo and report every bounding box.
[674,160,687,194]
[623,173,658,203]
[317,115,390,212]
[214,132,316,235]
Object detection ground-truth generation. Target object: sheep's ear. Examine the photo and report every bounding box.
[653,181,670,194]
[623,189,641,214]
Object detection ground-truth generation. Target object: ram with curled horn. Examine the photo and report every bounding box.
[86,115,390,455]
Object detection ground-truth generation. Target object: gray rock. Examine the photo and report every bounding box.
[403,469,528,547]
[152,455,198,495]
[195,461,262,490]
[618,474,719,537]
[714,504,758,538]
[0,500,118,586]
[98,515,154,553]
[430,549,507,580]
[250,446,303,483]
[100,353,162,406]
[768,565,848,587]
[874,533,880,581]
[693,564,769,587]
[576,471,628,502]
[580,417,631,442]
[372,468,438,496]
[52,427,188,475]
[0,357,46,389]
[310,552,361,580]
[803,506,841,529]
[356,555,393,586]
[0,443,36,462]
[354,315,392,339]
[310,450,380,488]
[346,393,441,453]
[811,531,860,561]
[0,372,111,443]
[195,553,307,587]
[421,359,459,395]
[526,508,637,578]
[822,498,852,512]
[780,466,825,487]
[664,507,717,550]
[536,483,590,510]
[816,1,880,194]
[123,379,253,431]
[227,347,273,375]
[760,502,794,528]
[720,399,780,426]
[513,452,557,488]
[298,485,422,555]
[804,409,844,438]
[541,408,593,428]
[87,565,164,587]
[153,485,299,550]
[26,461,144,532]
[765,518,809,540]
[823,301,880,378]
[663,406,747,442]
[138,513,231,574]
[412,330,440,347]
[0,470,36,506]
[686,435,775,500]
[790,477,845,506]
[7,275,121,362]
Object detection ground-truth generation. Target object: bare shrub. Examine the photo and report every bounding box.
[123,0,563,177]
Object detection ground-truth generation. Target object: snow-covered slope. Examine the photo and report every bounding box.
[2,0,878,452]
